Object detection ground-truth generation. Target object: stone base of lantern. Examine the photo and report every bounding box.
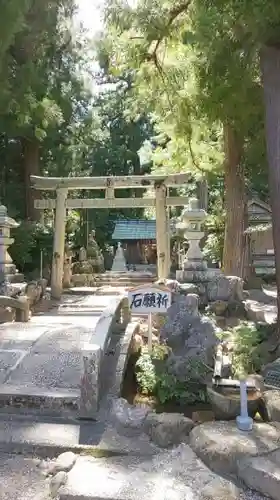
[176,256,222,283]
[176,267,221,283]
[183,258,208,271]
[0,260,25,284]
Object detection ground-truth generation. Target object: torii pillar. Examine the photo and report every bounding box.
[155,183,170,280]
[51,187,68,299]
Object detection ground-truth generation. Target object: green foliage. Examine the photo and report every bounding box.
[136,344,209,405]
[102,0,267,176]
[135,343,169,396]
[203,213,225,264]
[10,222,53,273]
[221,321,270,378]
[0,0,156,256]
[102,0,272,281]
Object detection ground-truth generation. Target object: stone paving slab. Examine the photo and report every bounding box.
[6,349,83,389]
[0,453,49,500]
[0,324,54,350]
[0,294,117,397]
[0,349,26,383]
[0,384,79,400]
[0,414,158,457]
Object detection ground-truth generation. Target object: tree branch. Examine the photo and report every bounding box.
[150,0,193,59]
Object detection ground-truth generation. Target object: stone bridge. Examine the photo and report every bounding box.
[0,291,139,420]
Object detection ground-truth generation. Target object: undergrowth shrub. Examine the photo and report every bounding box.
[136,343,209,405]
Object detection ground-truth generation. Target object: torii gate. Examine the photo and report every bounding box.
[31,173,191,299]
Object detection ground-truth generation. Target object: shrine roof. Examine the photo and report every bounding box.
[112,219,156,240]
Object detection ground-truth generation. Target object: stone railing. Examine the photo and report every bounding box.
[109,321,141,398]
[0,295,29,322]
[0,279,48,324]
[80,295,131,419]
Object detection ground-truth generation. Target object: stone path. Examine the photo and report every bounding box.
[0,293,119,416]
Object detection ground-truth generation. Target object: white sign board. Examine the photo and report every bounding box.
[128,284,171,315]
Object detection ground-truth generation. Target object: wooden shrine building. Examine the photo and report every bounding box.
[112,219,157,266]
[248,199,275,275]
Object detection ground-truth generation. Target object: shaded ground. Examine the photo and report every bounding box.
[0,452,50,500]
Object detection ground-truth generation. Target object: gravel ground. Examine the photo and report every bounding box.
[0,453,50,500]
[0,450,271,500]
[241,491,269,500]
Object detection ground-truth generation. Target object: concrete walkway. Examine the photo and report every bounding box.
[0,293,118,415]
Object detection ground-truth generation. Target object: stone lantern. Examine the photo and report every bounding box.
[176,197,208,282]
[0,205,21,294]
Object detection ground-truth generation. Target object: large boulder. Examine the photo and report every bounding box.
[111,398,150,429]
[160,294,220,373]
[25,279,48,306]
[237,449,280,500]
[43,451,77,476]
[144,412,194,448]
[72,261,93,274]
[263,389,280,421]
[206,275,244,303]
[155,278,181,294]
[189,421,280,477]
[199,478,241,500]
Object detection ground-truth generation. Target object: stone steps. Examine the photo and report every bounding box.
[96,281,153,288]
[97,276,154,281]
[0,412,157,458]
[96,279,154,285]
[6,273,25,283]
[0,384,79,418]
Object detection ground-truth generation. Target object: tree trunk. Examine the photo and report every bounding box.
[22,137,40,221]
[260,45,280,336]
[222,123,250,279]
[197,178,208,210]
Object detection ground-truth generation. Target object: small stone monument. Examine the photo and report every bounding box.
[87,231,104,273]
[111,242,127,272]
[79,246,87,262]
[0,205,24,295]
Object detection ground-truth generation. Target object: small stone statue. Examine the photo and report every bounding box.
[87,231,99,258]
[79,246,87,262]
[87,230,104,273]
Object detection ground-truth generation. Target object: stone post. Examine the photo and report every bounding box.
[0,205,19,295]
[155,183,169,280]
[63,246,73,289]
[197,178,208,210]
[51,188,68,299]
[236,378,253,431]
[0,222,7,295]
[166,187,171,276]
[80,344,101,420]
